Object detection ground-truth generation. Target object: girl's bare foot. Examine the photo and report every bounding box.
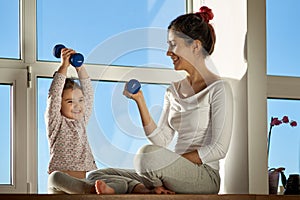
[95,180,115,194]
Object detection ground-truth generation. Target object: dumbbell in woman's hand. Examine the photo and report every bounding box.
[127,79,141,94]
[53,44,84,67]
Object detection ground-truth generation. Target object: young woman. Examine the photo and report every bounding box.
[122,5,233,194]
[86,5,233,195]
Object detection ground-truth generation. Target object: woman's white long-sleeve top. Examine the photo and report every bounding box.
[144,79,233,170]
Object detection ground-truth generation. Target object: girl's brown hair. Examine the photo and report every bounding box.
[63,78,82,91]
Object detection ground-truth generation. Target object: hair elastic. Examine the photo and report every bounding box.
[196,6,214,23]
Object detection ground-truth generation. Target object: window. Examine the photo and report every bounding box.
[266,0,300,77]
[266,0,300,187]
[0,0,20,59]
[0,84,11,184]
[37,78,50,193]
[37,78,168,193]
[36,0,185,68]
[0,69,27,193]
[267,99,300,177]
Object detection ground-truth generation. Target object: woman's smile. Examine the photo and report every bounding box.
[171,54,179,65]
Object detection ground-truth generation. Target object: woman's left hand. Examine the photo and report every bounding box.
[181,150,202,165]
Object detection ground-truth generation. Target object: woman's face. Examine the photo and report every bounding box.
[61,88,85,120]
[166,30,195,71]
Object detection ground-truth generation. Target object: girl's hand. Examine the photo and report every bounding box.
[123,82,133,98]
[60,48,76,68]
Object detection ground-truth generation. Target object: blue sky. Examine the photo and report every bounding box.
[1,0,300,193]
[267,0,300,77]
[0,85,11,183]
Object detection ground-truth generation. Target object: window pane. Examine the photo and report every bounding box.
[0,84,11,184]
[37,78,50,193]
[267,99,300,179]
[0,0,20,59]
[37,77,168,193]
[37,0,185,68]
[90,81,168,168]
[267,0,300,77]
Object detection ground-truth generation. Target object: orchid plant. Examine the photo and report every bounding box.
[268,116,297,156]
[267,116,297,191]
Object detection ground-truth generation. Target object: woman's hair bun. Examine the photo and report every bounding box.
[196,6,214,23]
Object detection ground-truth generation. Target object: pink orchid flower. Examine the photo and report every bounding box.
[268,116,297,156]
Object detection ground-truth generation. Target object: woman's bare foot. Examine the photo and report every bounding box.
[95,180,115,194]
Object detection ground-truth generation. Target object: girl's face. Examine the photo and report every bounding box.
[61,88,85,120]
[166,30,195,71]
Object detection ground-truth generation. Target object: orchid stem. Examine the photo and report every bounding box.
[267,117,273,158]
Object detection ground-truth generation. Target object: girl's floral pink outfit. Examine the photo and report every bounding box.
[45,72,97,174]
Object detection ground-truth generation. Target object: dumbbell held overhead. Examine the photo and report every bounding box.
[53,44,84,67]
[127,79,141,94]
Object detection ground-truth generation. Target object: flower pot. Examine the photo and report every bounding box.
[268,167,287,194]
[269,170,280,194]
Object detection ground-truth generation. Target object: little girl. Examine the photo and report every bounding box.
[45,47,97,193]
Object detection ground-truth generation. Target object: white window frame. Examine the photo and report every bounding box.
[247,0,268,194]
[0,68,27,193]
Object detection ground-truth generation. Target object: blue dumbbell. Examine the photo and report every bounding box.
[53,44,84,67]
[127,79,141,94]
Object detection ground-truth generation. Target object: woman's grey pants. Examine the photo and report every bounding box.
[133,144,221,194]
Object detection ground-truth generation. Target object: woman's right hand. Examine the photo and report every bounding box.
[123,81,152,128]
[123,81,142,101]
